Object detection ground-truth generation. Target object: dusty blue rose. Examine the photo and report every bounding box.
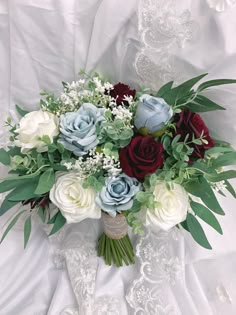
[134,94,173,134]
[95,174,140,217]
[59,103,105,156]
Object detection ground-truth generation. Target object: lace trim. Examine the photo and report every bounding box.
[135,0,198,90]
[50,227,122,315]
[126,228,183,315]
[206,0,236,12]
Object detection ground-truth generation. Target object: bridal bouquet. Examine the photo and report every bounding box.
[1,72,236,267]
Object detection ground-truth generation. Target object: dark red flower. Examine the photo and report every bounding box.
[110,82,136,105]
[119,135,164,182]
[174,110,215,159]
[22,197,49,209]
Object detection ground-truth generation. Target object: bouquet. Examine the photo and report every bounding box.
[1,72,236,267]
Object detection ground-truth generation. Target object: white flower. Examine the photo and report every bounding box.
[146,181,189,231]
[15,110,59,153]
[49,172,101,223]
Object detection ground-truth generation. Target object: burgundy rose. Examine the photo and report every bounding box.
[110,82,136,105]
[174,110,215,159]
[22,197,49,209]
[119,135,164,182]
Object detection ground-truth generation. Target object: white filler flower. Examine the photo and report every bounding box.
[50,172,101,223]
[146,181,189,231]
[15,110,59,153]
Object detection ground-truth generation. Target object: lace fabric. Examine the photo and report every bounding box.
[126,228,184,315]
[206,0,236,12]
[134,0,198,90]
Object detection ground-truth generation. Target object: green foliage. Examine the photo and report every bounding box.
[158,74,236,114]
[197,79,236,92]
[82,174,105,192]
[15,104,29,117]
[190,201,222,234]
[24,216,32,248]
[136,191,159,209]
[184,177,225,215]
[98,115,134,149]
[0,210,27,243]
[34,168,55,195]
[186,213,212,249]
[183,95,225,112]
[127,212,144,236]
[0,148,11,165]
[49,211,66,236]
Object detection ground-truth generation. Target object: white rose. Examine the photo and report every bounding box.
[49,172,101,223]
[15,110,59,153]
[146,181,189,231]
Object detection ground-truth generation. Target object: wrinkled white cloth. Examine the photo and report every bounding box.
[1,0,236,314]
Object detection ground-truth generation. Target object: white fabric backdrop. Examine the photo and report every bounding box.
[0,0,236,314]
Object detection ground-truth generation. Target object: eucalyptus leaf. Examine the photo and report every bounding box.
[34,168,55,195]
[0,178,32,193]
[186,213,212,249]
[206,146,235,155]
[205,170,236,182]
[15,104,29,117]
[212,152,236,168]
[197,79,236,92]
[156,81,174,97]
[184,95,225,112]
[190,201,223,234]
[49,211,66,236]
[8,179,39,201]
[184,177,225,215]
[0,210,26,243]
[24,216,32,248]
[0,189,23,216]
[0,148,11,166]
[224,180,236,198]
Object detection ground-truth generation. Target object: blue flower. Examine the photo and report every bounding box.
[95,174,141,217]
[59,103,105,156]
[134,94,173,134]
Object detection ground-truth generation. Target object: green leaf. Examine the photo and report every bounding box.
[180,220,189,232]
[224,180,236,199]
[156,81,174,97]
[34,168,55,195]
[0,210,26,243]
[128,199,141,213]
[47,211,59,224]
[206,146,235,155]
[0,178,31,193]
[8,179,39,201]
[190,201,223,234]
[212,152,236,168]
[136,192,149,204]
[3,169,42,182]
[173,73,208,96]
[15,104,29,117]
[49,211,66,236]
[37,206,47,223]
[197,79,236,92]
[186,213,212,249]
[24,216,32,248]
[0,148,11,165]
[184,95,225,112]
[190,161,215,175]
[184,177,225,215]
[205,170,236,182]
[0,192,21,216]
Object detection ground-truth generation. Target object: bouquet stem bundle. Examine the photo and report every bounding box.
[98,212,135,266]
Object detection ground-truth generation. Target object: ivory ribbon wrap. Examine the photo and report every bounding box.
[102,212,128,239]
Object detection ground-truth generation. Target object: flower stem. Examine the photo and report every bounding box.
[97,233,135,267]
